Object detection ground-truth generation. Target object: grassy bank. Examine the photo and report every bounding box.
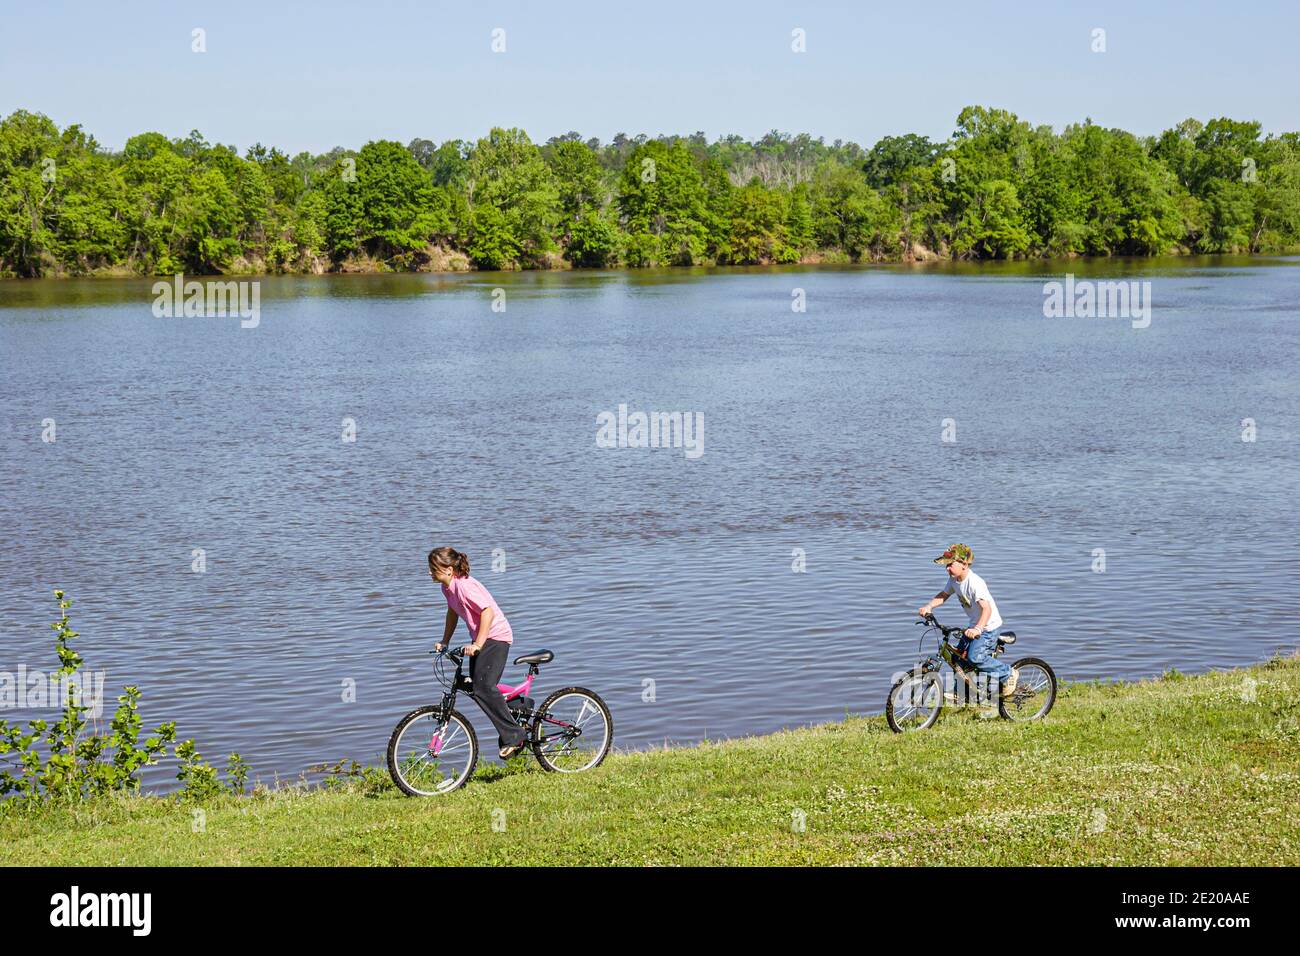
[3,658,1298,866]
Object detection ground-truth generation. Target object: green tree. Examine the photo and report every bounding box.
[547,139,606,223]
[467,128,560,267]
[1250,137,1300,250]
[863,133,939,188]
[4,106,1300,277]
[726,183,790,264]
[785,182,814,254]
[0,110,61,276]
[617,140,711,265]
[811,164,899,260]
[566,212,621,267]
[324,140,450,264]
[467,201,521,270]
[952,179,1030,258]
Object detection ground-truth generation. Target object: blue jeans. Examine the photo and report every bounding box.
[955,629,1012,685]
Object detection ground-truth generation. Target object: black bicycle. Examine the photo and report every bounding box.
[387,645,613,796]
[885,614,1057,732]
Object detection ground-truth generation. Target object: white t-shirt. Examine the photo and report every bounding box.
[942,570,1003,632]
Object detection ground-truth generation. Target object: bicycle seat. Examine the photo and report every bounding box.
[997,632,1017,644]
[513,649,554,666]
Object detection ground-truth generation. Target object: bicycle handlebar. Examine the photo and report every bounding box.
[916,614,968,639]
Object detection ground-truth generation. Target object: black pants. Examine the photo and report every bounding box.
[468,639,526,749]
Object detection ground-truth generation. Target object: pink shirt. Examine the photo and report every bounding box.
[441,575,513,644]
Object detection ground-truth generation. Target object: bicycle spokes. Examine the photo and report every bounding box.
[888,673,943,731]
[534,692,610,772]
[393,712,476,795]
[1000,661,1055,721]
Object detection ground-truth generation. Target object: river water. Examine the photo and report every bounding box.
[1,258,1296,790]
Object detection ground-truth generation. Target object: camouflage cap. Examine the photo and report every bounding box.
[934,543,973,566]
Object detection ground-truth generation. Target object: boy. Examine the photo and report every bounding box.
[917,543,1018,697]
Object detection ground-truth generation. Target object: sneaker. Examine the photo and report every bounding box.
[499,742,526,759]
[1000,669,1020,698]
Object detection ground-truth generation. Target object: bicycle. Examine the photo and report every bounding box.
[885,613,1057,733]
[387,644,614,795]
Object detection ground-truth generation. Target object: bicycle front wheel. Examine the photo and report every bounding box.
[531,687,613,773]
[387,706,478,796]
[886,670,943,733]
[998,658,1057,722]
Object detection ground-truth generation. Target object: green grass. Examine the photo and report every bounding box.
[4,657,1299,866]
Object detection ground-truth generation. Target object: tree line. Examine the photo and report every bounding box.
[1,105,1297,278]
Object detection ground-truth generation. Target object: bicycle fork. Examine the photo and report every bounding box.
[428,696,456,754]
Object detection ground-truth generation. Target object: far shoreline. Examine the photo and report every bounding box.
[3,250,1297,284]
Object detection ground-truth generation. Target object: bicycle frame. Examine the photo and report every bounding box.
[915,619,1007,704]
[426,649,575,756]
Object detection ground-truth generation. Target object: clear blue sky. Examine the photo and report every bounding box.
[4,0,1297,154]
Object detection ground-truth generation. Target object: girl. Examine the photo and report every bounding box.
[429,547,529,758]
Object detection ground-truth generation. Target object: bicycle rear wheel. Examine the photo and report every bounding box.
[998,658,1057,722]
[387,706,478,796]
[531,687,612,773]
[886,670,943,733]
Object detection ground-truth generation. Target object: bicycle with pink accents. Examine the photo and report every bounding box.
[387,644,613,796]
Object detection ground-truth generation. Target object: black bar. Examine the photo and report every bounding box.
[9,866,1282,941]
